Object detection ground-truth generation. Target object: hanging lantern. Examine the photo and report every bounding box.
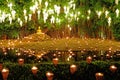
[108,17,111,26]
[115,0,119,5]
[115,9,119,18]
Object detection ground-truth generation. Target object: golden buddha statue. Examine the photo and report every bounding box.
[37,26,42,34]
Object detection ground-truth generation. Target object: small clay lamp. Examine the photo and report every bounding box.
[70,64,77,74]
[18,58,24,65]
[46,72,54,80]
[95,72,104,80]
[52,58,59,66]
[86,56,92,64]
[109,65,117,73]
[106,53,110,58]
[31,66,38,75]
[2,68,9,80]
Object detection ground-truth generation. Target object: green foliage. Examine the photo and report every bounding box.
[2,61,120,80]
[113,23,120,40]
[0,0,119,39]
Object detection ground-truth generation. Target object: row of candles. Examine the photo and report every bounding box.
[1,57,117,80]
[2,56,117,80]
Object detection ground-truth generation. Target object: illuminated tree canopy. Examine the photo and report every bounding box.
[0,0,120,40]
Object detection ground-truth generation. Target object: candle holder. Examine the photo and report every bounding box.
[31,66,38,75]
[18,58,24,65]
[2,68,9,80]
[95,72,104,80]
[70,64,77,74]
[52,58,59,66]
[46,72,54,80]
[86,56,92,64]
[109,65,117,73]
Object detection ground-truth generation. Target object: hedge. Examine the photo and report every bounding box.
[2,61,120,80]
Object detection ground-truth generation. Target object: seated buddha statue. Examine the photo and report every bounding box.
[37,26,44,34]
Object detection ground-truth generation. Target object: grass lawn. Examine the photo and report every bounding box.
[0,38,120,53]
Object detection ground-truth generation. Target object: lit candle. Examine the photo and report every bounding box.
[32,66,38,70]
[46,72,54,80]
[2,68,9,80]
[86,56,92,64]
[52,58,59,66]
[70,64,77,74]
[46,72,54,78]
[109,65,117,72]
[31,66,38,74]
[95,72,104,80]
[2,69,9,73]
[18,58,24,65]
